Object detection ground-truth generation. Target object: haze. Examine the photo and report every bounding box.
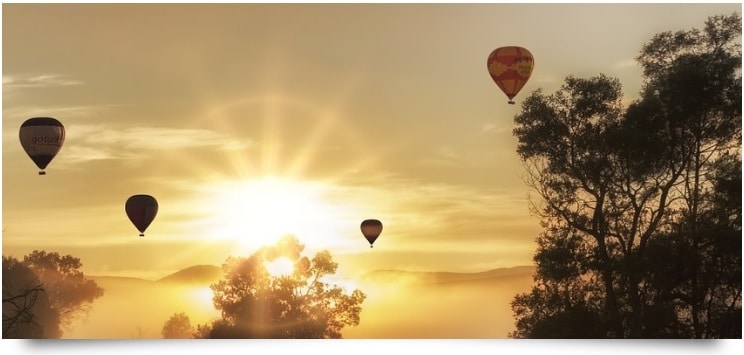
[2,2,740,344]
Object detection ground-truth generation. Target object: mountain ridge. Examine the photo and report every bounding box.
[359,265,536,285]
[157,264,223,284]
[88,264,535,286]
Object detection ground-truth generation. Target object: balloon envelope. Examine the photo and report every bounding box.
[487,46,534,104]
[19,117,66,175]
[360,219,383,248]
[125,194,159,237]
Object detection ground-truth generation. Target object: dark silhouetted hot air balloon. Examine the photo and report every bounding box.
[125,194,158,237]
[487,46,534,105]
[360,219,383,248]
[19,117,66,175]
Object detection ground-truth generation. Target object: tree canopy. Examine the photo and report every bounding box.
[23,250,105,331]
[194,235,366,339]
[162,312,194,339]
[2,251,104,339]
[2,256,60,339]
[509,13,741,339]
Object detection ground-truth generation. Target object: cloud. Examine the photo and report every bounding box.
[418,145,467,167]
[611,58,639,70]
[2,73,84,89]
[480,123,512,135]
[58,124,254,163]
[61,145,123,162]
[328,172,540,252]
[2,105,103,123]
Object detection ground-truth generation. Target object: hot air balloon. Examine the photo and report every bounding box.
[487,46,534,105]
[125,194,158,237]
[19,117,66,175]
[360,219,383,248]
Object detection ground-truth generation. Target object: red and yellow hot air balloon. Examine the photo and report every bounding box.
[487,46,534,105]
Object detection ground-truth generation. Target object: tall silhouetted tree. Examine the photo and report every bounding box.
[510,13,741,339]
[162,312,194,339]
[2,256,61,339]
[632,13,742,338]
[195,235,366,338]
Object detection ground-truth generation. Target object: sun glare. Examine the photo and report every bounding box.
[200,177,357,253]
[190,286,215,309]
[325,276,360,294]
[265,257,295,277]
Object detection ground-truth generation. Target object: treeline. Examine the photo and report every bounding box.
[3,235,366,340]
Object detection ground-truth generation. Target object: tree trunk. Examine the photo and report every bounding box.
[597,237,624,338]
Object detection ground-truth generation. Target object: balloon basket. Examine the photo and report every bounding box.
[508,101,515,105]
[139,233,145,237]
[38,171,46,175]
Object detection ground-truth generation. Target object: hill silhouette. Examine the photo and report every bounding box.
[89,265,223,286]
[88,264,534,287]
[157,264,223,285]
[90,264,535,286]
[360,265,535,285]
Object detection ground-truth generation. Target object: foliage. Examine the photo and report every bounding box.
[2,250,104,339]
[2,256,61,339]
[162,312,194,339]
[510,13,741,339]
[195,235,366,338]
[23,250,105,332]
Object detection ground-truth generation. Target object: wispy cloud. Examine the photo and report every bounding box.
[418,145,466,168]
[59,124,253,163]
[3,73,84,88]
[2,105,103,122]
[611,58,639,70]
[328,173,539,252]
[60,145,124,162]
[480,123,512,135]
[84,126,254,151]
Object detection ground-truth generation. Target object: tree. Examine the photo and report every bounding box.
[2,256,61,339]
[22,250,105,334]
[509,13,741,339]
[643,154,742,338]
[633,12,742,338]
[162,312,194,339]
[195,235,366,338]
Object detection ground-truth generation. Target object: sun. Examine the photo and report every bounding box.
[176,92,383,255]
[190,286,215,309]
[199,176,356,253]
[265,257,295,277]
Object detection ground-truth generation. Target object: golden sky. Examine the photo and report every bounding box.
[2,2,741,280]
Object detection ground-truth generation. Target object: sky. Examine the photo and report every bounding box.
[2,1,743,349]
[2,2,742,283]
